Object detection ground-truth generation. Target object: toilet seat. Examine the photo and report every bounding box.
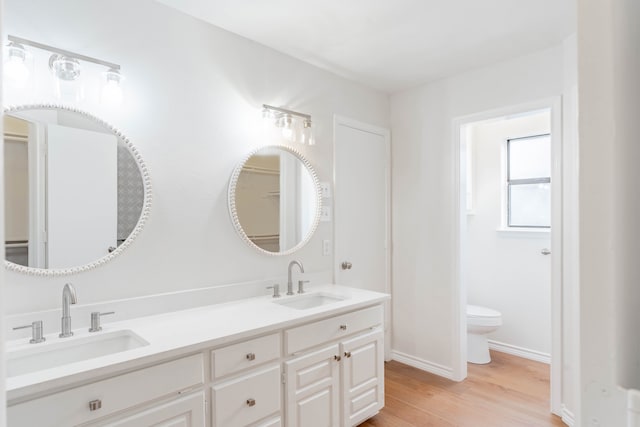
[467,304,502,327]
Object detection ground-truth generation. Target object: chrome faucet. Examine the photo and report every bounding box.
[59,283,77,338]
[287,260,304,295]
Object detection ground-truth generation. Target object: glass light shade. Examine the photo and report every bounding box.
[301,119,315,145]
[50,55,81,81]
[280,114,295,142]
[101,69,124,106]
[4,42,30,88]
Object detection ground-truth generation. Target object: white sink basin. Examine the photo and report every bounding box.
[273,292,346,310]
[7,330,149,377]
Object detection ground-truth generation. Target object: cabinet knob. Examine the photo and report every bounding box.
[246,398,256,407]
[334,355,342,361]
[340,324,348,331]
[344,351,352,358]
[89,399,102,411]
[246,352,256,361]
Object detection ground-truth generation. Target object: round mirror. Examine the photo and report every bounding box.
[4,105,151,275]
[228,145,321,255]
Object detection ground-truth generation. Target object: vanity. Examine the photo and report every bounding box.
[6,285,388,427]
[3,105,389,426]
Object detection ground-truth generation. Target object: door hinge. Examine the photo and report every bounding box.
[281,373,286,384]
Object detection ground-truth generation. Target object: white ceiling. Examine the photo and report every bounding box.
[155,0,575,93]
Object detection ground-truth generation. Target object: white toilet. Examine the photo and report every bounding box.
[467,304,502,364]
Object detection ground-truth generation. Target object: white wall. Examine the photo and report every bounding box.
[390,44,564,370]
[466,111,552,358]
[578,0,636,425]
[612,0,640,393]
[2,0,389,314]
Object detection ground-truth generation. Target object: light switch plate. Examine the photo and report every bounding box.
[320,206,332,222]
[319,182,332,198]
[322,240,331,256]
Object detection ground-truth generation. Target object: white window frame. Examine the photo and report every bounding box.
[503,133,551,229]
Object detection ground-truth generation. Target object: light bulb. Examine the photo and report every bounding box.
[4,42,30,88]
[101,69,124,106]
[302,119,315,145]
[280,114,295,142]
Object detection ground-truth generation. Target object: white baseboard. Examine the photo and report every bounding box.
[391,350,455,380]
[488,340,551,364]
[561,404,575,426]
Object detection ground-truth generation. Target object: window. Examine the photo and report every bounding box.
[506,134,551,228]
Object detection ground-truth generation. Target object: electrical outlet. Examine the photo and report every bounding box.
[323,239,332,256]
[320,206,332,222]
[320,182,332,198]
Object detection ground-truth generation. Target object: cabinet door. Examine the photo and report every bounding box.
[95,392,206,427]
[340,329,384,426]
[285,344,340,427]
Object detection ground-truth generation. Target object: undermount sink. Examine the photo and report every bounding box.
[273,292,346,310]
[7,329,149,377]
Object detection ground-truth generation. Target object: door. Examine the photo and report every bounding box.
[340,329,384,427]
[285,344,340,427]
[95,392,206,427]
[334,116,391,356]
[46,124,117,268]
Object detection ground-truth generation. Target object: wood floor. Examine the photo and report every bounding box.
[360,351,564,427]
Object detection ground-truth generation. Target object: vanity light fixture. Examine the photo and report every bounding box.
[3,41,30,88]
[262,104,315,145]
[5,35,124,105]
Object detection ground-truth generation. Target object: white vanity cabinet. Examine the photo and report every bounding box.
[284,305,384,427]
[7,300,386,427]
[7,354,205,427]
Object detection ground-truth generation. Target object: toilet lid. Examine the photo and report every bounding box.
[467,304,501,318]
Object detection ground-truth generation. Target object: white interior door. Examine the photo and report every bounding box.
[46,124,117,268]
[334,116,391,357]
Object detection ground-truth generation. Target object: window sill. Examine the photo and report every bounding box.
[496,227,550,238]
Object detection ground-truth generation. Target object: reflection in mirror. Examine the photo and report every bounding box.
[229,146,321,255]
[4,106,150,274]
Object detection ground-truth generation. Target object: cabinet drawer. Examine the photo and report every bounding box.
[251,416,281,427]
[212,364,281,427]
[8,354,204,427]
[91,391,206,427]
[285,305,383,355]
[212,333,281,379]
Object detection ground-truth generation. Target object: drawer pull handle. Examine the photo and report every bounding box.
[246,398,256,407]
[340,324,348,331]
[344,351,352,358]
[334,355,342,361]
[88,399,102,411]
[246,352,256,361]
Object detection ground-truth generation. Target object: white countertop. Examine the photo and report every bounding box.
[6,284,389,403]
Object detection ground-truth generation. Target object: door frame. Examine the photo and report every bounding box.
[333,115,392,360]
[451,97,563,415]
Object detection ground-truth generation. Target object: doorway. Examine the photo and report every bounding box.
[453,98,562,415]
